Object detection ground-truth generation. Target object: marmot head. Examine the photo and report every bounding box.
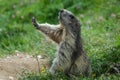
[59,9,81,34]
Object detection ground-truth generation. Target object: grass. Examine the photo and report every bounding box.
[0,0,120,79]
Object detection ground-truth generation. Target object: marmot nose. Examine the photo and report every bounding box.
[60,9,64,13]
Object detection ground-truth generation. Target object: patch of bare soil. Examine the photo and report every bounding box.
[0,51,50,80]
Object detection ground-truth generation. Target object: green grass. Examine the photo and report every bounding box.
[0,0,120,79]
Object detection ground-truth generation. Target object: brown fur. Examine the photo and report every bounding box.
[32,9,91,77]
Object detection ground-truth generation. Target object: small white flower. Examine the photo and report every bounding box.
[37,55,43,59]
[21,16,24,19]
[16,11,20,16]
[99,16,105,21]
[79,14,85,18]
[12,15,15,19]
[86,20,91,25]
[13,5,16,9]
[111,13,116,18]
[9,76,14,80]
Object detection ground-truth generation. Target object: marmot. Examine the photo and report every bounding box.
[32,9,91,77]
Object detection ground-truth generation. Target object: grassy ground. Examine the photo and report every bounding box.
[0,0,120,80]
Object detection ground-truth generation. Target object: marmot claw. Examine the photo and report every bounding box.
[32,17,39,29]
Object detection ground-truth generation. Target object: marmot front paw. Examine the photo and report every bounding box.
[32,17,39,29]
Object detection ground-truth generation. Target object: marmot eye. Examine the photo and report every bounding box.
[69,15,74,19]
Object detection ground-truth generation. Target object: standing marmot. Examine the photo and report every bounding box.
[32,9,91,77]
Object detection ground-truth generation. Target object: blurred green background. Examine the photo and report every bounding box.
[0,0,120,79]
